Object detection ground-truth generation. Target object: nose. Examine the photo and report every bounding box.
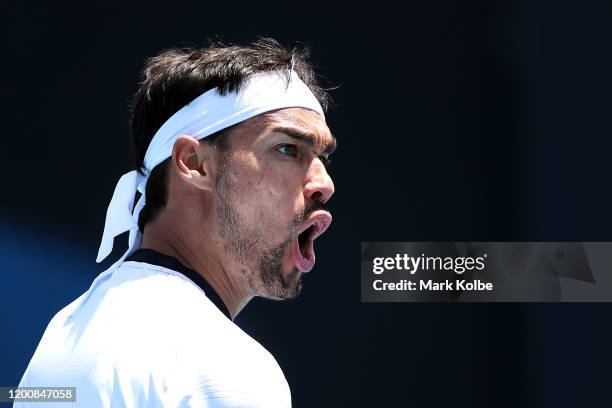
[304,158,335,204]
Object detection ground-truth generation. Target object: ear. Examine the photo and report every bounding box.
[171,135,216,191]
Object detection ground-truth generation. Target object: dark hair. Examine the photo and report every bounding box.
[129,38,330,233]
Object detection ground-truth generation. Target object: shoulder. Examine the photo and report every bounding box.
[97,262,292,407]
[35,261,228,361]
[21,261,291,407]
[95,261,230,342]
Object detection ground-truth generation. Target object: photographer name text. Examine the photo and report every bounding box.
[373,279,493,292]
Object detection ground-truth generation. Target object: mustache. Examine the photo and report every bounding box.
[291,202,331,226]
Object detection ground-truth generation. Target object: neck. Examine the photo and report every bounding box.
[140,216,254,320]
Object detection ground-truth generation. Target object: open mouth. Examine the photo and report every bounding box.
[292,211,332,273]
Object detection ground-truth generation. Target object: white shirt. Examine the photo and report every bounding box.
[16,250,292,408]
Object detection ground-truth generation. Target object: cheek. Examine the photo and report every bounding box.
[259,165,302,200]
[230,156,304,217]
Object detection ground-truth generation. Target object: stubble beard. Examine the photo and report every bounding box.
[215,159,302,300]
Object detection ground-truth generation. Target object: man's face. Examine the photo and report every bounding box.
[213,107,336,300]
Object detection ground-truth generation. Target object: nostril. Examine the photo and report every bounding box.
[310,191,322,202]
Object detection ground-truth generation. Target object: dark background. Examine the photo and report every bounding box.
[2,0,612,406]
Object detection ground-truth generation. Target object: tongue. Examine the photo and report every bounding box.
[293,237,315,273]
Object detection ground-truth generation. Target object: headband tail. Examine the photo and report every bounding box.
[96,170,143,263]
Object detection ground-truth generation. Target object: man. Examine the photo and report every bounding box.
[16,38,336,407]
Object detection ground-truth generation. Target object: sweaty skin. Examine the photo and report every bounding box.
[141,107,336,319]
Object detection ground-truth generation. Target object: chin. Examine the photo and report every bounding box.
[260,268,303,301]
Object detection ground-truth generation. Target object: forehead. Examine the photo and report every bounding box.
[229,107,335,152]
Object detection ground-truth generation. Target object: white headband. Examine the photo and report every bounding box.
[97,70,324,264]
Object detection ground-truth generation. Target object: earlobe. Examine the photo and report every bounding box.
[172,135,215,191]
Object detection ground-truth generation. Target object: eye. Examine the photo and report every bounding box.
[276,144,299,157]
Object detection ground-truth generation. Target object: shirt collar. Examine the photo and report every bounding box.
[125,248,232,320]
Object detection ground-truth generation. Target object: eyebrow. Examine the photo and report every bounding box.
[270,126,337,155]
